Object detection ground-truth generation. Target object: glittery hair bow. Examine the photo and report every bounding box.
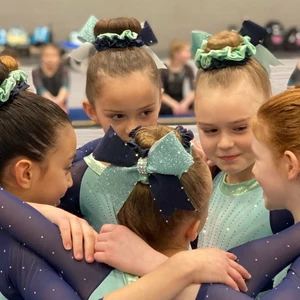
[0,70,29,107]
[92,126,196,223]
[70,16,166,69]
[192,20,282,75]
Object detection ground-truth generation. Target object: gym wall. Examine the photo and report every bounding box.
[0,0,296,55]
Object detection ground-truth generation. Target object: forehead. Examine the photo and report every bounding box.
[95,72,160,111]
[50,126,76,159]
[195,81,265,124]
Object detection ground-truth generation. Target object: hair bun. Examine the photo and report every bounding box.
[0,56,19,72]
[94,17,142,37]
[205,30,243,53]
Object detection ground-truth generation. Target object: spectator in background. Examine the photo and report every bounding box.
[32,43,69,112]
[287,61,300,89]
[0,46,20,65]
[160,40,195,116]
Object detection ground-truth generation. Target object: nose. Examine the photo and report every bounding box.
[217,133,234,150]
[124,120,141,138]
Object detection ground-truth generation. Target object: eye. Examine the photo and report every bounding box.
[140,110,153,117]
[234,126,248,132]
[111,114,124,120]
[202,128,218,134]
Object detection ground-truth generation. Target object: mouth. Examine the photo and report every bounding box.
[219,155,240,162]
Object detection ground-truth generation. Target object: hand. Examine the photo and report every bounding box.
[94,224,167,276]
[172,102,190,116]
[176,248,251,292]
[33,204,97,262]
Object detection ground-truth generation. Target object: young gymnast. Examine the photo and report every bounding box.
[1,115,300,299]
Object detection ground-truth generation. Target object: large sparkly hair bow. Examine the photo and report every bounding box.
[91,126,196,225]
[0,70,29,107]
[192,20,282,75]
[70,16,166,69]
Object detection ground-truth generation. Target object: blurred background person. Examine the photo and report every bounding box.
[32,43,69,112]
[160,40,195,116]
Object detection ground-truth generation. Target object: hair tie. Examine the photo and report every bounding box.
[0,70,28,107]
[70,16,166,69]
[192,20,283,75]
[92,125,196,223]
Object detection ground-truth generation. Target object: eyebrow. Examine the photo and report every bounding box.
[103,102,157,113]
[198,118,251,126]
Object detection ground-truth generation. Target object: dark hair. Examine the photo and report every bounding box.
[117,125,211,252]
[0,46,20,60]
[86,17,161,105]
[0,58,71,181]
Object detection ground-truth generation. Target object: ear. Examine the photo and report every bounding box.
[283,150,300,180]
[13,159,34,189]
[185,219,201,242]
[82,100,100,124]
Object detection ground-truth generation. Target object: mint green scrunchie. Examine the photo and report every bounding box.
[194,36,257,69]
[97,30,138,41]
[0,70,28,104]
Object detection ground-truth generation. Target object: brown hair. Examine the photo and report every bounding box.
[251,88,300,159]
[169,40,190,59]
[0,56,18,71]
[195,30,271,99]
[86,17,161,105]
[41,43,62,56]
[117,125,211,252]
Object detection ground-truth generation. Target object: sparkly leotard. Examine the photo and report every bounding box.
[0,188,300,299]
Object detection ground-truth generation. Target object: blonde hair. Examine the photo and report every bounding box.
[169,40,190,59]
[196,30,271,99]
[0,56,18,72]
[117,125,211,252]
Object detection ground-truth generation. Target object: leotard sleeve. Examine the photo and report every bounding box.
[73,138,102,164]
[197,223,300,299]
[0,230,81,300]
[58,159,88,217]
[0,187,113,300]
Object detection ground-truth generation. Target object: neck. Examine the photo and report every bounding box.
[284,187,300,223]
[161,244,190,257]
[226,164,255,184]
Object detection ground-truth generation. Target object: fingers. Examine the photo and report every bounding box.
[69,217,84,260]
[57,216,73,251]
[229,259,251,280]
[222,276,239,292]
[99,223,119,234]
[80,220,97,263]
[227,265,248,292]
[226,252,237,261]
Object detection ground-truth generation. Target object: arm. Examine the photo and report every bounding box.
[0,231,80,300]
[55,67,69,105]
[32,68,53,99]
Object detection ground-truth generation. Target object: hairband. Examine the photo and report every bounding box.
[192,20,283,75]
[70,16,166,69]
[0,70,29,107]
[90,125,196,224]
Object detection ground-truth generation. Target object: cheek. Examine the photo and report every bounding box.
[199,134,214,154]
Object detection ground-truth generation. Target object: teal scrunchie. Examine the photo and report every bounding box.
[0,70,28,105]
[194,35,257,69]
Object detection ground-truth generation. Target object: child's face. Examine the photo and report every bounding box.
[195,81,266,176]
[86,72,162,141]
[41,46,61,69]
[252,137,287,210]
[173,46,191,64]
[31,125,76,206]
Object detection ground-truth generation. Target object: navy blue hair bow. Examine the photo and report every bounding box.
[93,125,196,222]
